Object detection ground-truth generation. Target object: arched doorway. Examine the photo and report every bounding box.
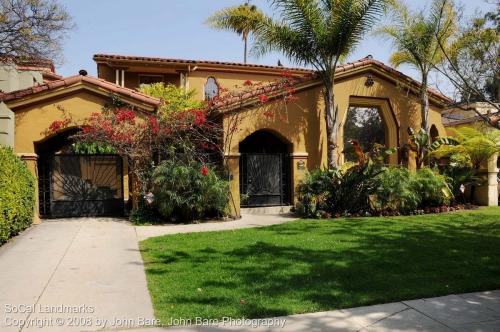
[35,129,124,218]
[430,125,439,143]
[239,130,291,207]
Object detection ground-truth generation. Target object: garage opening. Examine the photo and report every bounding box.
[36,130,124,218]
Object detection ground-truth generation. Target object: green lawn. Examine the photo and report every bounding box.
[140,207,500,324]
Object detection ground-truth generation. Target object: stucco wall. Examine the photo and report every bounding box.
[187,71,281,101]
[0,64,44,93]
[223,70,448,215]
[14,91,109,154]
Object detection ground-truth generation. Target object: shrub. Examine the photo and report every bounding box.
[327,162,385,215]
[296,162,385,217]
[295,169,332,218]
[411,168,452,208]
[129,200,163,225]
[0,146,36,244]
[374,167,420,214]
[151,160,229,222]
[297,165,453,218]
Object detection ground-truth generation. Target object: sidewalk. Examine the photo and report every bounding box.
[135,213,297,240]
[125,290,500,332]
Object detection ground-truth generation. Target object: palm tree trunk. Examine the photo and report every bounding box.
[420,74,430,135]
[244,37,247,64]
[324,82,337,168]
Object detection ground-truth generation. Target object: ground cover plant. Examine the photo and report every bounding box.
[140,207,500,324]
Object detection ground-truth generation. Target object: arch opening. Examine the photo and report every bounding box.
[239,130,291,207]
[35,129,124,219]
[343,106,385,162]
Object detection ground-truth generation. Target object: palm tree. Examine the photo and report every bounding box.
[252,0,389,168]
[206,2,265,64]
[377,0,457,136]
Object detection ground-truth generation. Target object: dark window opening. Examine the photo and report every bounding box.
[343,106,385,162]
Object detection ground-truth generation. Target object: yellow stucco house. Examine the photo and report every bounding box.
[0,54,455,220]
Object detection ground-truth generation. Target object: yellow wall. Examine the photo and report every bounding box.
[11,90,145,221]
[223,70,448,215]
[14,92,108,154]
[10,66,449,218]
[187,71,281,100]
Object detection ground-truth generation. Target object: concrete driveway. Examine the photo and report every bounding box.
[0,218,155,332]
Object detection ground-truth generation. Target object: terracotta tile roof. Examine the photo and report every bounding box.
[93,53,314,74]
[1,56,56,73]
[94,54,452,104]
[0,74,161,108]
[214,56,453,109]
[337,57,453,103]
[444,113,500,127]
[42,71,63,82]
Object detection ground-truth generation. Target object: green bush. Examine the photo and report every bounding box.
[412,168,452,208]
[296,165,453,218]
[295,169,332,218]
[0,146,36,244]
[296,162,385,217]
[151,160,229,222]
[374,167,420,214]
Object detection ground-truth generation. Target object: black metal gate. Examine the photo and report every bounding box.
[39,155,124,218]
[240,153,290,207]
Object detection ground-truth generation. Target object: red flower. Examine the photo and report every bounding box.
[148,116,160,134]
[193,110,206,127]
[243,80,253,86]
[258,94,269,103]
[201,165,209,177]
[115,109,136,124]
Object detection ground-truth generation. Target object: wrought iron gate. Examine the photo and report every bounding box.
[40,155,124,218]
[240,153,289,207]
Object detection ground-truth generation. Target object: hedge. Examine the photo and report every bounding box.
[0,146,36,245]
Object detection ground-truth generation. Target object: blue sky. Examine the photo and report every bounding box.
[57,0,494,95]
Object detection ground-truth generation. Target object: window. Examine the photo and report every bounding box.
[138,74,164,86]
[204,77,219,101]
[343,107,385,162]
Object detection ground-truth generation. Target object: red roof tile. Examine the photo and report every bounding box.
[0,75,161,108]
[93,54,313,74]
[214,56,453,109]
[94,54,452,103]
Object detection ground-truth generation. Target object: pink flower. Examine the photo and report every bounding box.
[258,94,269,103]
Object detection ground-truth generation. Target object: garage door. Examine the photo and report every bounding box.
[39,155,124,218]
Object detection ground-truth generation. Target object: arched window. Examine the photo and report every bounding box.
[343,107,385,162]
[204,77,219,101]
[430,125,439,143]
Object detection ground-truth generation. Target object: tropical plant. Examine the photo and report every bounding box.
[431,126,500,203]
[411,167,452,208]
[431,127,500,170]
[206,2,265,64]
[373,167,420,214]
[152,160,229,222]
[295,168,333,218]
[252,0,390,168]
[296,143,393,217]
[406,127,459,169]
[377,0,457,135]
